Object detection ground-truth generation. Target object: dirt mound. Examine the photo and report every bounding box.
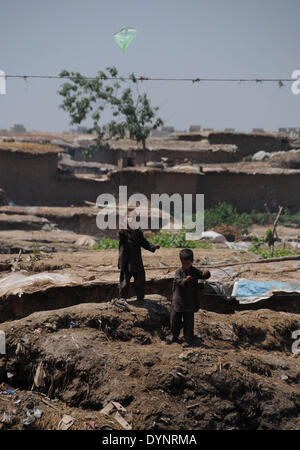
[1,301,300,429]
[212,223,241,241]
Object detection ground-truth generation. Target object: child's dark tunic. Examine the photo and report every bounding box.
[171,265,210,342]
[118,229,156,300]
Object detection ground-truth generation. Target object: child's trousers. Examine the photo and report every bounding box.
[171,309,194,342]
[119,269,145,301]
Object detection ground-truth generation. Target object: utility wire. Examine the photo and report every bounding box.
[0,73,297,83]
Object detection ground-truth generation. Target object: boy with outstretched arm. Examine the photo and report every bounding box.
[118,211,160,304]
[167,248,210,347]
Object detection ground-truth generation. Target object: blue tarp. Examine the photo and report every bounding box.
[232,278,300,304]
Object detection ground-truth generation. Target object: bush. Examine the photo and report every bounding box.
[93,238,119,250]
[149,229,211,249]
[93,230,211,250]
[202,203,300,232]
[204,202,251,233]
[249,232,300,259]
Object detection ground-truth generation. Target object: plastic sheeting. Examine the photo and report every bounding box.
[232,278,300,304]
[0,272,80,298]
[201,231,227,243]
[204,281,229,299]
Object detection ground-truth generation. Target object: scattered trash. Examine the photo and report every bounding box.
[34,328,42,334]
[112,298,130,312]
[15,337,30,356]
[6,372,14,379]
[159,416,171,425]
[159,261,167,268]
[87,420,102,430]
[1,413,12,424]
[100,401,132,430]
[23,408,43,425]
[205,281,230,300]
[33,361,45,389]
[22,416,35,426]
[179,350,195,361]
[280,374,289,381]
[14,399,21,405]
[33,408,43,418]
[42,223,53,232]
[58,414,75,430]
[186,403,201,410]
[114,411,132,430]
[100,402,115,416]
[226,241,251,251]
[111,401,127,413]
[201,231,227,243]
[6,389,14,396]
[44,322,57,332]
[176,371,186,380]
[252,150,270,161]
[75,236,97,248]
[70,320,79,329]
[71,335,80,349]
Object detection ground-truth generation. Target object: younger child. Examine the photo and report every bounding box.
[167,248,210,347]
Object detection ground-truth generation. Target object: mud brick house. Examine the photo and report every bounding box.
[0,140,112,206]
[1,133,300,213]
[207,131,290,156]
[72,137,240,166]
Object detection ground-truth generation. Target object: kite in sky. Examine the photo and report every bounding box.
[0,70,6,95]
[113,26,138,54]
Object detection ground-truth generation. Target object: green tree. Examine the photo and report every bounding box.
[58,67,163,165]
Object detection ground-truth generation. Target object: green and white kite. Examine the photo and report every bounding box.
[113,26,138,54]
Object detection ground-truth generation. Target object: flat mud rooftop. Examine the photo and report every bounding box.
[1,248,300,430]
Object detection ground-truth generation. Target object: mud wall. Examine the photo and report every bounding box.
[73,146,120,165]
[109,169,300,213]
[0,150,58,205]
[208,132,290,156]
[144,147,239,164]
[73,145,239,165]
[0,149,113,206]
[1,149,300,213]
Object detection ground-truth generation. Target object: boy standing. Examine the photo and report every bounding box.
[118,212,160,304]
[167,248,210,347]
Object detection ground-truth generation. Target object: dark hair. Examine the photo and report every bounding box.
[179,248,194,261]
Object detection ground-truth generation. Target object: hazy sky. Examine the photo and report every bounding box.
[1,0,300,132]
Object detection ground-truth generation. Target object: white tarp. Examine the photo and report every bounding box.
[0,272,80,298]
